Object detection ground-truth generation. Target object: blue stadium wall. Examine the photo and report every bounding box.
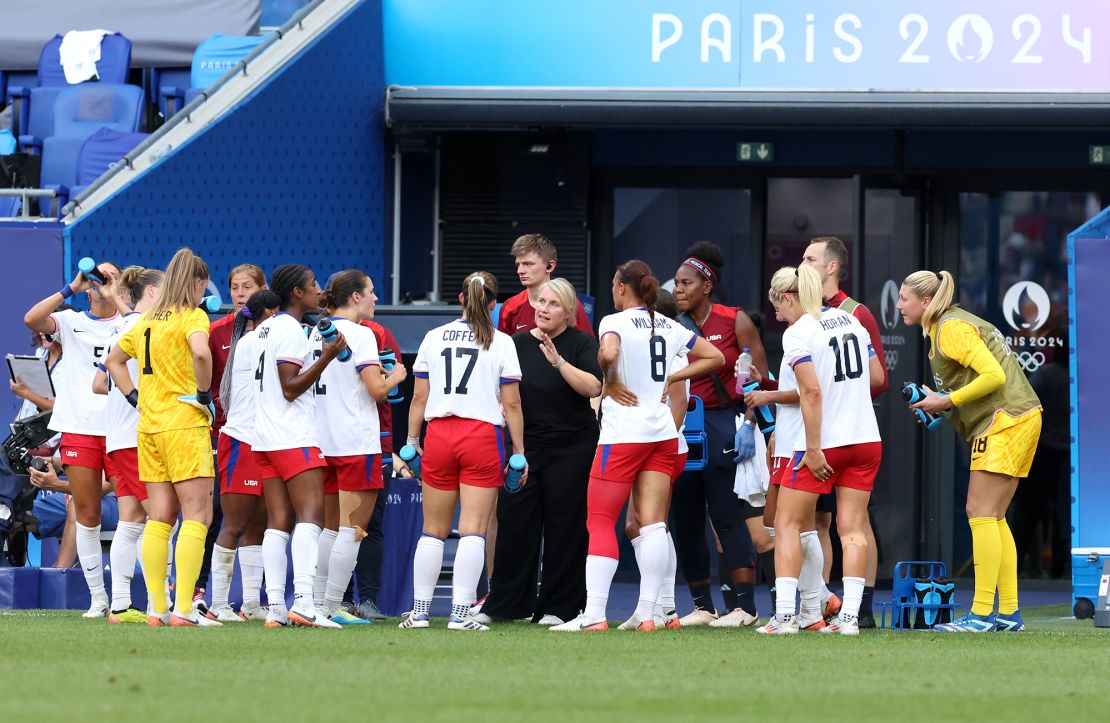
[64,0,386,302]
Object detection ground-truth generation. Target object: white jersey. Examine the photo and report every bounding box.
[597,308,696,445]
[413,320,521,427]
[771,352,802,460]
[783,307,880,451]
[221,329,259,446]
[673,354,690,455]
[104,313,141,453]
[47,308,125,436]
[310,318,382,456]
[251,312,318,451]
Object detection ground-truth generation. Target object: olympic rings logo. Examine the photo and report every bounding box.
[884,350,899,370]
[1016,351,1045,372]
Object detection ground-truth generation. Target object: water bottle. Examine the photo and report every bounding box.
[198,295,222,313]
[316,319,352,362]
[902,382,944,430]
[505,454,527,494]
[380,349,404,403]
[77,257,109,285]
[399,444,421,479]
[735,348,753,395]
[742,380,777,434]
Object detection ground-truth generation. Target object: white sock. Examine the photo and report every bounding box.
[656,532,678,616]
[323,527,360,615]
[109,521,144,611]
[630,534,643,566]
[775,576,799,620]
[210,544,236,610]
[452,535,485,619]
[238,544,264,611]
[314,528,338,610]
[842,576,866,620]
[798,531,824,615]
[76,522,106,600]
[291,522,322,607]
[412,535,445,616]
[263,529,290,615]
[634,523,667,621]
[584,555,619,621]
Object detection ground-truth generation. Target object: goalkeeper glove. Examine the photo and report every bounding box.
[179,388,215,424]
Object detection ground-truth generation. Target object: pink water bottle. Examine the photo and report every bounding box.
[735,347,752,395]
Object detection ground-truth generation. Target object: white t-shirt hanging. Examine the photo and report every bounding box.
[310,318,382,457]
[221,329,259,446]
[597,308,696,445]
[771,351,803,460]
[782,307,881,451]
[47,309,124,436]
[104,313,141,453]
[252,312,318,451]
[413,320,521,428]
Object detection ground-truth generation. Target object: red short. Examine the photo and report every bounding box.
[671,451,688,484]
[106,448,145,501]
[782,442,882,495]
[59,433,107,472]
[255,446,326,483]
[218,434,266,496]
[422,417,505,490]
[770,456,792,487]
[590,440,682,483]
[323,454,384,493]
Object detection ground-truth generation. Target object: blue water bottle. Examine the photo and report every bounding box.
[198,295,221,313]
[505,454,527,494]
[742,380,776,434]
[316,319,352,362]
[380,349,404,403]
[399,444,421,479]
[902,382,944,429]
[77,257,109,285]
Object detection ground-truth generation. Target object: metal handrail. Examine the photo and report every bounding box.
[60,0,329,217]
[0,187,57,219]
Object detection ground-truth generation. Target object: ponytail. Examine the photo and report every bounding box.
[796,264,824,319]
[616,259,660,332]
[150,248,208,317]
[319,269,369,312]
[219,289,280,411]
[119,266,163,308]
[462,271,498,350]
[904,269,955,336]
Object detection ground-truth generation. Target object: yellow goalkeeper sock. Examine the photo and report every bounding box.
[142,520,173,615]
[996,518,1019,615]
[172,520,208,616]
[969,517,1001,616]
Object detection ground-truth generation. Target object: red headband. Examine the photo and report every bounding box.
[682,257,718,285]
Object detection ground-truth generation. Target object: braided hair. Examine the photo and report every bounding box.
[269,264,312,310]
[219,289,281,412]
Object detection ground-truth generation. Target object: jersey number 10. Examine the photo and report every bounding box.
[828,333,863,383]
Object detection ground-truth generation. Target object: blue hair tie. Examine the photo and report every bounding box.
[241,306,253,319]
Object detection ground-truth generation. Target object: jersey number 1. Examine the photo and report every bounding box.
[141,328,154,375]
[828,333,863,382]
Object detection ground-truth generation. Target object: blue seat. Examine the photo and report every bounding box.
[148,67,190,118]
[0,195,20,218]
[160,34,271,118]
[69,127,148,200]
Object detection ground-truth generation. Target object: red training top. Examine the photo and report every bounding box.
[688,303,741,409]
[497,289,595,337]
[208,312,236,433]
[361,319,399,454]
[828,290,889,399]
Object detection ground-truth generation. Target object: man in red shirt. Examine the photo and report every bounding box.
[497,234,594,336]
[802,236,887,628]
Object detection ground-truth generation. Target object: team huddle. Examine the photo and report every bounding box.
[22,232,1041,633]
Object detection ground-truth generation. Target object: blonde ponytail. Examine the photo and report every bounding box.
[150,248,208,317]
[904,269,955,336]
[796,264,824,319]
[462,271,498,350]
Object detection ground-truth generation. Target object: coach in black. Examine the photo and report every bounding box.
[481,278,601,625]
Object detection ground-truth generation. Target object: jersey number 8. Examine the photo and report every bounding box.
[649,336,667,382]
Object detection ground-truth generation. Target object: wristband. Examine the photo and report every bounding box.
[125,389,139,408]
[196,388,212,406]
[552,356,566,369]
[406,436,420,447]
[59,284,74,300]
[95,363,107,372]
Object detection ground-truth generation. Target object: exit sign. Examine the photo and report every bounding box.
[738,142,774,162]
[1091,146,1110,165]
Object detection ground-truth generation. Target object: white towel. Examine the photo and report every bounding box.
[733,422,770,507]
[59,29,111,84]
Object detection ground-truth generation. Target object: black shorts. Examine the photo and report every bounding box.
[741,498,765,520]
[816,492,837,514]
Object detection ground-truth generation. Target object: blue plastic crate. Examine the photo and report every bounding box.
[876,560,959,630]
[1071,548,1110,619]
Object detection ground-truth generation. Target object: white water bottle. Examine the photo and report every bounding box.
[735,347,752,395]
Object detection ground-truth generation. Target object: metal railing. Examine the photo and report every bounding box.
[0,187,57,219]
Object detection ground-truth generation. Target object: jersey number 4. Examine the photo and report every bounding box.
[441,347,478,394]
[828,333,863,382]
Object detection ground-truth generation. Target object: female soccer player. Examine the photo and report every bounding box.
[553,260,724,632]
[93,266,164,623]
[899,270,1041,633]
[210,264,267,429]
[670,241,768,627]
[401,271,525,632]
[252,264,347,629]
[759,264,885,636]
[24,259,123,618]
[106,248,219,627]
[311,270,405,624]
[207,289,281,622]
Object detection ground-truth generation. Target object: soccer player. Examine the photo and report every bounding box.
[106,248,220,627]
[801,236,887,627]
[93,266,164,623]
[310,270,406,624]
[401,271,525,632]
[761,264,885,635]
[252,264,347,629]
[899,270,1041,633]
[498,234,594,335]
[24,259,124,618]
[671,242,767,627]
[553,260,724,632]
[208,289,281,622]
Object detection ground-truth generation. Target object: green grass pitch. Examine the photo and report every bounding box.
[4,605,1106,722]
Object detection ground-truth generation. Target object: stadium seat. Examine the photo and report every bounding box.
[148,67,190,118]
[160,34,271,118]
[68,127,148,200]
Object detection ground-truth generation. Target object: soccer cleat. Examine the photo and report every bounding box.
[653,611,681,630]
[147,612,170,627]
[993,610,1025,632]
[108,607,148,625]
[353,600,387,621]
[469,594,488,616]
[821,613,860,636]
[822,593,842,622]
[448,614,489,631]
[618,614,656,631]
[536,614,565,626]
[170,611,223,627]
[192,588,212,620]
[329,609,371,626]
[398,611,430,629]
[288,604,341,629]
[471,612,493,626]
[756,615,799,635]
[934,612,995,633]
[679,607,718,627]
[209,606,244,623]
[551,614,609,632]
[264,612,290,628]
[709,608,760,628]
[857,611,877,629]
[797,610,827,631]
[83,596,110,619]
[239,605,269,622]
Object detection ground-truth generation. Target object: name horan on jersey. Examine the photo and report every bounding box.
[819,315,854,332]
[631,317,675,330]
